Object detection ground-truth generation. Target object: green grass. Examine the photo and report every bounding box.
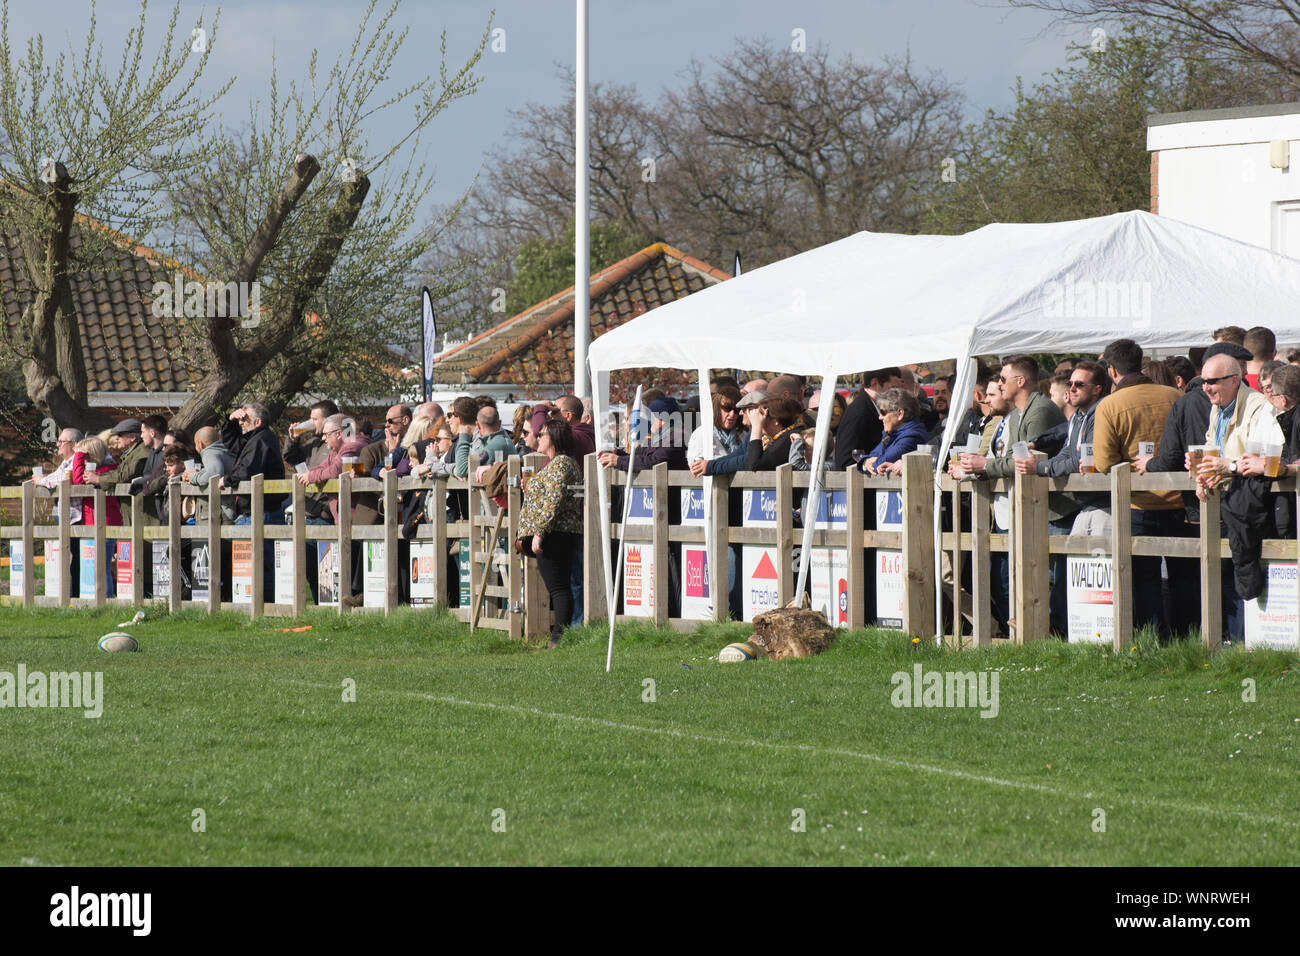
[0,605,1296,866]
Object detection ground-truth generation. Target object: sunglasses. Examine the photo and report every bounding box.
[1067,379,1092,389]
[385,417,407,426]
[1202,374,1239,386]
[998,374,1019,384]
[719,404,735,412]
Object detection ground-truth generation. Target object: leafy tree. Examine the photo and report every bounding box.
[506,218,648,317]
[0,0,228,431]
[163,1,491,428]
[922,24,1300,233]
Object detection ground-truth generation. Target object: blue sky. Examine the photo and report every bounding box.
[11,0,1102,213]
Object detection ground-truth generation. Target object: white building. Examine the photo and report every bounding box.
[1148,102,1300,257]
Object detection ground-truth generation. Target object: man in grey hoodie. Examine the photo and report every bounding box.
[185,426,236,522]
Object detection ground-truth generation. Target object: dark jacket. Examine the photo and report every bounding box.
[704,444,747,476]
[221,420,287,517]
[832,389,882,471]
[747,429,795,471]
[570,421,596,459]
[1146,378,1212,521]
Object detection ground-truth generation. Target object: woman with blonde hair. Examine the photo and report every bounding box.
[72,436,122,526]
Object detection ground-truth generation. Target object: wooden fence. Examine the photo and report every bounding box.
[2,456,553,639]
[6,451,1299,651]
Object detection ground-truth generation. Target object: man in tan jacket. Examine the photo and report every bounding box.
[1092,339,1185,638]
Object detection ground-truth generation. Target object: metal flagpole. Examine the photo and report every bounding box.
[573,0,591,399]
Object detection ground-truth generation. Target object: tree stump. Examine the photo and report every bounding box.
[749,607,835,660]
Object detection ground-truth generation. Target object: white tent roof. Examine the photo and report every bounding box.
[587,210,1300,377]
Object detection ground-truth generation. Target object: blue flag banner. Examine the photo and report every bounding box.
[421,287,437,404]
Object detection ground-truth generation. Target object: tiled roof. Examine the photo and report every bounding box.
[0,217,199,394]
[434,242,730,386]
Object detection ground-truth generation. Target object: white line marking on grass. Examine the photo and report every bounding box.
[286,680,1297,829]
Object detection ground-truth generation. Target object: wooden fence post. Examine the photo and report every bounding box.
[1200,490,1222,650]
[292,476,306,616]
[338,473,353,613]
[971,482,993,646]
[168,480,181,613]
[130,493,144,606]
[845,467,865,630]
[93,486,106,608]
[709,472,730,622]
[383,469,399,616]
[1012,465,1050,641]
[507,457,522,639]
[20,480,34,607]
[432,476,447,609]
[901,452,935,637]
[250,474,264,619]
[207,481,221,614]
[1109,464,1133,651]
[583,453,608,623]
[652,462,669,626]
[58,479,71,607]
[776,464,793,607]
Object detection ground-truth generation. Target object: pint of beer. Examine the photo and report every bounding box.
[1079,443,1096,474]
[1187,444,1204,474]
[1264,442,1284,478]
[291,419,314,437]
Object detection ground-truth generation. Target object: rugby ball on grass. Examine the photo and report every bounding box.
[97,632,139,653]
[718,642,757,662]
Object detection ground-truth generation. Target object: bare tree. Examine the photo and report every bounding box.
[1004,0,1300,82]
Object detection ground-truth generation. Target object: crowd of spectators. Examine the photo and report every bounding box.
[29,322,1300,645]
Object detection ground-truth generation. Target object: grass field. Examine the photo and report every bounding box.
[1,605,1297,866]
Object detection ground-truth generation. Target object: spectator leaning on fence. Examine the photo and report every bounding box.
[517,417,584,650]
[557,394,596,459]
[1091,338,1186,638]
[220,402,288,523]
[457,404,515,478]
[72,436,122,526]
[185,426,235,523]
[296,414,364,522]
[90,418,149,495]
[598,396,689,472]
[744,396,802,471]
[687,385,745,465]
[858,388,927,476]
[39,427,85,525]
[834,367,904,470]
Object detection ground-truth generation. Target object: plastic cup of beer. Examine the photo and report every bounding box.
[1138,441,1154,457]
[342,456,359,477]
[1080,443,1096,473]
[1012,440,1030,461]
[1187,444,1204,474]
[1245,439,1263,457]
[295,462,308,475]
[32,466,44,477]
[965,434,981,452]
[1264,442,1283,478]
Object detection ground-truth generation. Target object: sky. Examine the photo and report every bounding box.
[7,0,1104,215]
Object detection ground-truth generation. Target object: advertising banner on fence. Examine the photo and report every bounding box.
[9,540,22,597]
[680,487,705,528]
[875,549,903,628]
[44,541,60,598]
[274,541,294,606]
[458,538,471,606]
[623,542,655,617]
[874,491,903,629]
[363,541,385,607]
[80,541,97,598]
[151,541,170,600]
[191,543,210,603]
[410,542,438,606]
[231,541,253,604]
[625,486,654,526]
[317,542,339,606]
[115,540,131,593]
[1245,562,1299,651]
[809,547,849,627]
[1067,554,1113,644]
[742,488,780,621]
[813,490,848,529]
[680,544,710,620]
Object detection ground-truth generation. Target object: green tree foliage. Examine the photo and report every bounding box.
[922,24,1300,234]
[505,219,648,317]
